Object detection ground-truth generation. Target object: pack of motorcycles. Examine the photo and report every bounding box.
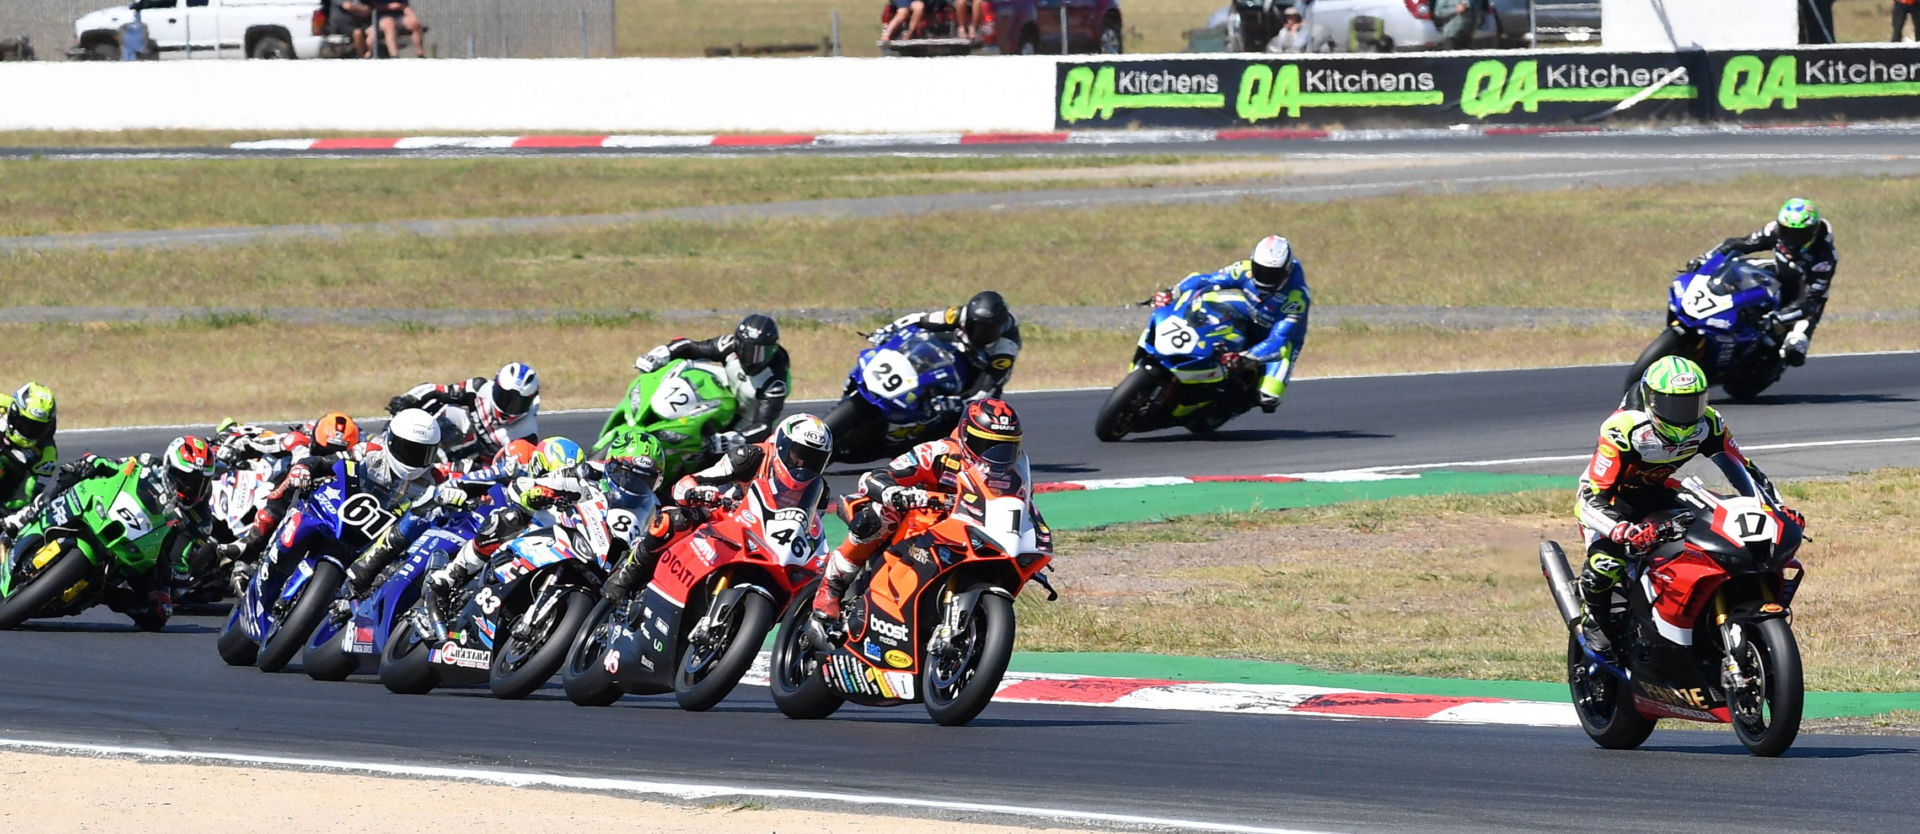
[0,255,1814,746]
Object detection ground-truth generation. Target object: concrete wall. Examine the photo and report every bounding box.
[1601,0,1799,50]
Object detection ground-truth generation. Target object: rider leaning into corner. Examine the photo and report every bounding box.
[0,383,59,523]
[1,437,217,628]
[633,314,793,456]
[1694,197,1836,368]
[1575,356,1805,654]
[812,398,1027,621]
[1151,235,1311,415]
[866,291,1024,415]
[599,414,834,604]
[387,362,542,464]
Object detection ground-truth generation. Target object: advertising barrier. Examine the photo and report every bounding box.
[1057,45,1920,130]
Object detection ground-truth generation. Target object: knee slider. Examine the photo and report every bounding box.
[847,505,886,542]
[1584,552,1625,590]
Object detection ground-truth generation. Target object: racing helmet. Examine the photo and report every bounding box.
[1640,356,1710,445]
[533,436,584,476]
[309,411,361,453]
[1249,235,1295,293]
[164,435,216,505]
[493,438,540,471]
[958,291,1011,350]
[1776,198,1820,251]
[955,398,1022,467]
[482,362,540,425]
[4,382,56,448]
[771,414,832,488]
[379,408,443,481]
[602,455,660,505]
[733,314,781,374]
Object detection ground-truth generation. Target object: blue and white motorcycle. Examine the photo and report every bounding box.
[1624,251,1790,400]
[1095,286,1262,441]
[822,325,967,464]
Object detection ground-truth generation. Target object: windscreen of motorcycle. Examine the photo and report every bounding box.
[743,481,822,567]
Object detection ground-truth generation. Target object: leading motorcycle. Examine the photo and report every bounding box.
[1539,453,1806,756]
[1095,287,1264,441]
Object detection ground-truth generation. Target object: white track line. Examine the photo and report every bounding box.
[0,738,1335,834]
[1287,435,1920,477]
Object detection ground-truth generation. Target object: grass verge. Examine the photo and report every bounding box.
[6,173,1918,313]
[1018,468,1920,694]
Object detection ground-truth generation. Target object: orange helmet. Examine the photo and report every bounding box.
[494,438,539,469]
[310,411,361,453]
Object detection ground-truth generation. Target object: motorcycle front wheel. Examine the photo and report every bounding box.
[923,590,1016,727]
[257,560,345,673]
[0,543,89,630]
[561,599,626,707]
[1731,618,1803,757]
[378,614,441,694]
[1094,366,1164,442]
[769,583,843,720]
[489,589,594,700]
[675,591,775,712]
[1567,635,1654,750]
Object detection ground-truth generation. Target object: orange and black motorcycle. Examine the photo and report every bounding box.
[769,454,1056,726]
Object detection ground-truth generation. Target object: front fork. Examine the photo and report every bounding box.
[1715,584,1780,696]
[688,572,734,650]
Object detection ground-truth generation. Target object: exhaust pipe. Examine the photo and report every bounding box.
[1539,541,1582,629]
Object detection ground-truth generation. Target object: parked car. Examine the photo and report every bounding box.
[1221,0,1597,52]
[71,0,327,60]
[881,0,1121,56]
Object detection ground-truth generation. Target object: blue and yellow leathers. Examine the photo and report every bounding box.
[1169,259,1311,406]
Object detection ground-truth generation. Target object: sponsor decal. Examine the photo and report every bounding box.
[868,614,909,643]
[1761,603,1785,614]
[1715,51,1920,117]
[604,652,620,674]
[884,649,912,669]
[862,640,884,662]
[1635,680,1715,711]
[692,537,716,564]
[1461,59,1693,118]
[659,552,695,587]
[990,357,1014,371]
[887,671,915,700]
[639,654,654,671]
[431,641,491,670]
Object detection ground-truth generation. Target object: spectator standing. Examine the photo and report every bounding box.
[1430,0,1485,49]
[1896,0,1918,42]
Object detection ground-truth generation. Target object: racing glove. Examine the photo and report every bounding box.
[520,485,560,511]
[1609,521,1659,550]
[866,323,899,346]
[434,483,470,509]
[882,486,942,513]
[1779,505,1806,529]
[1150,290,1173,308]
[704,431,747,455]
[274,464,313,497]
[929,396,964,416]
[386,394,420,415]
[681,485,730,508]
[634,346,671,373]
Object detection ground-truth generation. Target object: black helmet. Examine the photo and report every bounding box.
[956,398,1022,467]
[734,314,780,373]
[959,291,1011,349]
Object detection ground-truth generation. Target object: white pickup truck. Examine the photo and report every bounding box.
[71,0,328,60]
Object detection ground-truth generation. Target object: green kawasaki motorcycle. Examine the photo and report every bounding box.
[0,460,173,630]
[594,358,741,483]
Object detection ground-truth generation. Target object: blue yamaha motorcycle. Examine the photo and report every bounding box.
[298,483,505,682]
[1624,252,1790,400]
[1095,287,1262,441]
[214,460,397,673]
[822,325,966,464]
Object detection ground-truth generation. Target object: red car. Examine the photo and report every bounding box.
[881,0,1122,55]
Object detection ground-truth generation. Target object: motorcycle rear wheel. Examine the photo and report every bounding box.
[216,607,259,666]
[769,584,844,720]
[561,599,626,707]
[378,615,441,694]
[924,591,1016,727]
[1094,366,1162,442]
[1731,618,1803,757]
[257,560,345,673]
[675,591,775,712]
[489,589,594,700]
[0,545,89,630]
[1567,635,1653,749]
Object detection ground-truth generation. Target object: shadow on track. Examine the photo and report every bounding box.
[1117,428,1394,444]
[1728,392,1919,407]
[1634,743,1916,760]
[14,621,218,635]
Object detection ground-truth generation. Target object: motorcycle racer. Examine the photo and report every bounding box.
[339,437,539,597]
[424,440,661,597]
[1,437,216,627]
[1575,356,1801,653]
[1150,236,1310,415]
[812,399,1025,621]
[599,414,832,604]
[0,382,59,520]
[865,291,1023,413]
[386,362,541,464]
[1700,198,1836,367]
[632,314,792,456]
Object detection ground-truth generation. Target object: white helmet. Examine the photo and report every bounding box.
[771,414,832,489]
[1250,235,1294,292]
[380,408,442,481]
[481,362,540,426]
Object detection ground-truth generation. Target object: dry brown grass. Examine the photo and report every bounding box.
[1022,471,1920,692]
[7,173,1918,314]
[15,318,1916,428]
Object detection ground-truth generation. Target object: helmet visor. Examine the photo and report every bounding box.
[739,341,775,372]
[174,469,210,504]
[965,433,1020,467]
[491,385,534,419]
[1646,389,1705,432]
[8,413,52,445]
[605,460,656,498]
[1250,260,1289,290]
[386,434,437,471]
[1778,222,1815,250]
[778,439,830,482]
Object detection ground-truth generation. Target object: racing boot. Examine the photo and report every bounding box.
[810,550,860,623]
[600,549,659,604]
[345,529,408,598]
[1782,327,1811,367]
[1577,553,1625,656]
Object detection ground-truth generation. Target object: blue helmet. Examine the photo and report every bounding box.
[486,362,540,424]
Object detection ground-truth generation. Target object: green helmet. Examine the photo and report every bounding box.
[1776,198,1820,251]
[4,382,56,448]
[1641,357,1709,444]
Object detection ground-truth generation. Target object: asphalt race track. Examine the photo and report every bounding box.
[15,353,1920,832]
